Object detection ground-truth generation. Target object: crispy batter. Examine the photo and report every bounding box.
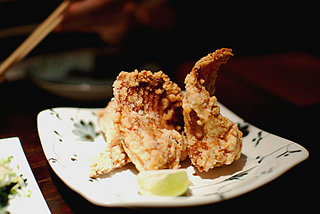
[96,99,120,147]
[89,99,130,178]
[91,49,243,176]
[113,70,187,171]
[183,48,243,172]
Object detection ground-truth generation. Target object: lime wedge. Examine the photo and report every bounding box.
[136,169,189,197]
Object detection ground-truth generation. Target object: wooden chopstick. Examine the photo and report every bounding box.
[0,0,70,81]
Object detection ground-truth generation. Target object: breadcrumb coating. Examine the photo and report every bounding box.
[183,48,242,172]
[90,99,130,178]
[90,48,243,177]
[113,70,187,171]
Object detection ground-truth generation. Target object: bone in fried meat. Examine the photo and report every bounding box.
[113,70,187,171]
[89,99,130,178]
[183,48,243,172]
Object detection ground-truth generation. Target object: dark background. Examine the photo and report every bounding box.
[1,1,319,61]
[0,0,319,213]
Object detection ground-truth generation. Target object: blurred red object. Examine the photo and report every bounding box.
[223,53,320,106]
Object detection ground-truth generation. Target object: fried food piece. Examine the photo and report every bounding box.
[113,70,187,171]
[183,48,243,172]
[96,99,120,146]
[89,99,130,178]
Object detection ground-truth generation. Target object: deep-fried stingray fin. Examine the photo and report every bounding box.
[90,99,130,178]
[113,70,187,171]
[192,48,233,96]
[183,48,242,172]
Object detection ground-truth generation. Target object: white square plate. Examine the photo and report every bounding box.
[37,104,308,207]
[0,137,51,213]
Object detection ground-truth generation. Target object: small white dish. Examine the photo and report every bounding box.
[37,104,308,207]
[0,137,51,213]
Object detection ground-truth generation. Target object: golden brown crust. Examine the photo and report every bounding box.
[97,99,120,146]
[190,48,233,96]
[92,48,242,176]
[183,48,242,172]
[113,70,187,171]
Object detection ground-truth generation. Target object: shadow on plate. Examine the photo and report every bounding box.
[181,154,247,180]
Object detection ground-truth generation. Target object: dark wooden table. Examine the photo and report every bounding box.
[0,53,318,213]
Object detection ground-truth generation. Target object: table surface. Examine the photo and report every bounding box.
[0,53,318,213]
